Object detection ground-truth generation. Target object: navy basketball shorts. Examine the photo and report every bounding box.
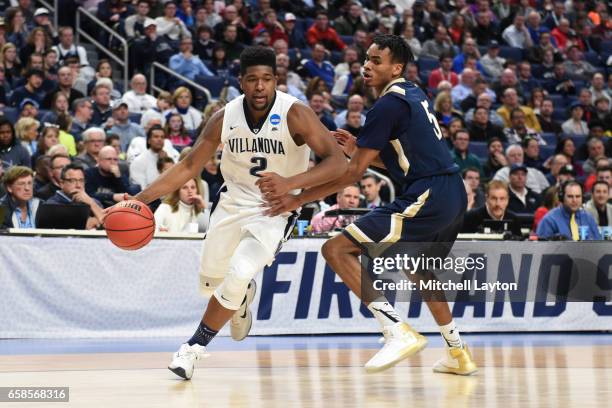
[343,172,467,258]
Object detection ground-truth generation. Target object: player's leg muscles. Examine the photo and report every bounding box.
[322,234,363,298]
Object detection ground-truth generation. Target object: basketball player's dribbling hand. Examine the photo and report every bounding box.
[262,194,301,216]
[100,193,135,222]
[332,129,357,157]
[256,172,291,198]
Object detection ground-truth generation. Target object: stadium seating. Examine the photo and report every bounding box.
[499,46,523,62]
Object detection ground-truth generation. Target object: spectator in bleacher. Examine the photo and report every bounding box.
[169,36,214,81]
[275,66,306,103]
[421,25,454,59]
[1,43,21,88]
[124,0,151,40]
[69,98,93,143]
[46,163,105,229]
[281,12,306,50]
[193,25,216,62]
[332,60,361,97]
[40,92,69,125]
[32,123,65,165]
[517,61,540,95]
[537,180,600,240]
[526,31,561,65]
[492,69,523,101]
[8,68,44,107]
[360,173,385,209]
[507,164,542,214]
[17,98,38,121]
[108,99,146,152]
[537,98,563,135]
[333,46,358,82]
[461,180,522,235]
[207,43,231,77]
[52,27,90,72]
[55,114,77,157]
[341,110,363,138]
[465,92,505,128]
[302,43,335,90]
[497,88,542,132]
[527,87,545,115]
[463,167,485,209]
[460,77,496,113]
[480,41,505,80]
[591,98,612,132]
[583,139,611,175]
[494,144,549,193]
[5,8,29,51]
[450,128,484,176]
[452,38,483,74]
[132,19,174,73]
[15,117,38,155]
[525,10,544,44]
[311,184,360,234]
[550,17,572,52]
[523,136,546,172]
[577,88,596,123]
[165,112,192,150]
[334,94,365,129]
[546,61,576,96]
[90,82,113,127]
[532,185,559,231]
[154,175,208,233]
[73,127,105,170]
[176,0,195,29]
[214,5,250,46]
[561,103,589,136]
[564,45,597,81]
[42,66,84,110]
[589,73,610,105]
[468,106,505,142]
[471,11,497,46]
[154,1,191,41]
[18,27,50,68]
[504,107,545,145]
[502,13,533,49]
[544,1,567,30]
[35,153,70,200]
[85,146,135,209]
[85,60,121,100]
[126,120,179,164]
[122,74,156,114]
[199,0,222,29]
[0,59,8,108]
[307,11,346,51]
[401,23,421,57]
[220,24,246,63]
[428,53,458,89]
[434,91,463,127]
[451,68,477,105]
[544,154,569,185]
[140,91,172,129]
[334,1,368,36]
[308,91,336,131]
[0,117,30,170]
[585,181,612,227]
[166,87,202,131]
[32,8,57,42]
[129,125,171,189]
[0,166,40,228]
[251,9,288,46]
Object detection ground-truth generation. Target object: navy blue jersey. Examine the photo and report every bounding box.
[357,79,459,191]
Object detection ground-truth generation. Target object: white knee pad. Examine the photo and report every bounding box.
[214,236,272,310]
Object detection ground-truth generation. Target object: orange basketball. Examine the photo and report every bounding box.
[104,200,155,250]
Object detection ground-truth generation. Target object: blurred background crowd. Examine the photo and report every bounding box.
[0,0,611,240]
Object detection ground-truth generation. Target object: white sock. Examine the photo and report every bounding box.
[368,301,402,329]
[439,320,463,348]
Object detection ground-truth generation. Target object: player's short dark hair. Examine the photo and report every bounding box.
[240,46,276,76]
[60,163,85,180]
[371,34,414,75]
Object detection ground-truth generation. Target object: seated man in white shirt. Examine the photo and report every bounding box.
[122,74,157,114]
[129,125,176,189]
[493,144,549,194]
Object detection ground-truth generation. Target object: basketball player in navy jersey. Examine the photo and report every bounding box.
[107,47,346,379]
[259,35,478,374]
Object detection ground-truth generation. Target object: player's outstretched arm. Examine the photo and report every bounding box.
[333,128,386,169]
[263,147,380,216]
[256,102,347,198]
[134,110,224,205]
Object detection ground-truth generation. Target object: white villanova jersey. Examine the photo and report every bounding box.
[219,90,311,205]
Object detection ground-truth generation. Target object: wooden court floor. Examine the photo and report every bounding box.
[0,339,611,407]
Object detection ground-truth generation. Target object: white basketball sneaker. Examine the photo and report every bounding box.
[365,322,428,373]
[230,279,257,341]
[168,343,209,380]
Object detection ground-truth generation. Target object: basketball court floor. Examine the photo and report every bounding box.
[1,333,611,407]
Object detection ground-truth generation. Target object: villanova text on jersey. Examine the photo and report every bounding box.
[227,136,287,155]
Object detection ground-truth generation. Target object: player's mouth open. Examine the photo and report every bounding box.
[254,96,266,103]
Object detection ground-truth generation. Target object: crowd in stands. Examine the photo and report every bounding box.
[0,0,611,241]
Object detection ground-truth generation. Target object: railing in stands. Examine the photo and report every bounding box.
[149,62,213,103]
[75,7,129,93]
[366,168,395,203]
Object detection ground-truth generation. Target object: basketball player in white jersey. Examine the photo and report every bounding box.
[113,47,347,379]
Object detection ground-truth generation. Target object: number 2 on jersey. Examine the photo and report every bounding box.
[420,100,443,140]
[249,157,268,177]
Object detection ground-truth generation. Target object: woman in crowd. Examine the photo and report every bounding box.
[30,124,60,167]
[1,43,22,88]
[166,87,202,131]
[14,117,39,156]
[5,9,29,50]
[41,92,70,124]
[562,103,589,136]
[165,112,192,151]
[207,44,231,78]
[87,59,122,99]
[554,137,584,176]
[528,87,546,115]
[483,137,508,179]
[532,186,559,231]
[154,176,209,233]
[0,166,41,229]
[19,28,51,66]
[434,91,463,127]
[56,115,77,157]
[523,136,545,172]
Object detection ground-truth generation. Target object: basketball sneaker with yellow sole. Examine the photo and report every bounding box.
[365,322,428,373]
[432,344,478,375]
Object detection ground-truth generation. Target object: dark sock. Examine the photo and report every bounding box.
[188,321,218,346]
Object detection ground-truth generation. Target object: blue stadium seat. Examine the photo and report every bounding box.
[417,57,439,72]
[569,134,588,149]
[541,133,557,146]
[330,51,343,65]
[585,51,602,67]
[340,35,353,46]
[602,40,612,57]
[552,108,566,122]
[196,76,226,98]
[539,145,556,160]
[129,112,142,124]
[499,46,523,62]
[2,107,18,124]
[469,141,488,158]
[548,94,564,108]
[573,80,586,93]
[419,70,431,85]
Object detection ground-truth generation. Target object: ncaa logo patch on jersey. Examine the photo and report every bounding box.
[270,114,281,126]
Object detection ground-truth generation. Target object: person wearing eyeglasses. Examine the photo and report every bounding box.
[45,163,104,229]
[0,166,41,229]
[85,146,138,208]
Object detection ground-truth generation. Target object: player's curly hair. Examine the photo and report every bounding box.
[240,46,276,76]
[371,34,414,75]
